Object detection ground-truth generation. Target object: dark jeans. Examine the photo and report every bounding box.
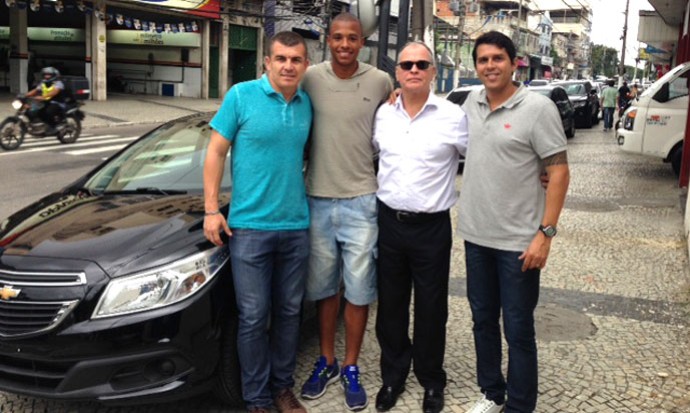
[228,229,309,409]
[375,203,451,391]
[464,241,540,413]
[603,107,615,129]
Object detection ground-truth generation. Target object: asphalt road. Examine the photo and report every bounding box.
[0,123,159,221]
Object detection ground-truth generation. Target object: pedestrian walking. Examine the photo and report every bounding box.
[601,79,618,131]
[203,31,312,413]
[373,41,468,413]
[458,31,570,413]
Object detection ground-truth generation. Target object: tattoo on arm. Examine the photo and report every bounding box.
[543,151,568,166]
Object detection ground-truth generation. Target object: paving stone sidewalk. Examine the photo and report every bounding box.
[0,121,688,412]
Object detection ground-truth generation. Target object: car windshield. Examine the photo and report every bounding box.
[83,117,231,194]
[562,84,586,96]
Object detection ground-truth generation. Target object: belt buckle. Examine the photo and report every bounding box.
[396,211,410,222]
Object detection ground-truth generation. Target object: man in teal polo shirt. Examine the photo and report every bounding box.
[203,31,312,413]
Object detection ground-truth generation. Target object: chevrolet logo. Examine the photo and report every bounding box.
[0,285,21,301]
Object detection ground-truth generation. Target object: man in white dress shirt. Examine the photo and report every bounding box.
[372,41,469,413]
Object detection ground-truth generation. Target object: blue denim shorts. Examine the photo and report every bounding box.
[305,194,378,306]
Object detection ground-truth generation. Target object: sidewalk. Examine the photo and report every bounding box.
[0,92,223,129]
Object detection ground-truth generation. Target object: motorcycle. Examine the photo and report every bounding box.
[0,95,85,150]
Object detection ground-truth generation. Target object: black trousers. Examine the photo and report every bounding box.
[375,202,451,391]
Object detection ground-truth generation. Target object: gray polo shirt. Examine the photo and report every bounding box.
[457,83,567,251]
[302,61,393,198]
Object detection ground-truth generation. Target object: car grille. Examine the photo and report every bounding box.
[0,300,79,338]
[0,269,86,286]
[0,269,84,337]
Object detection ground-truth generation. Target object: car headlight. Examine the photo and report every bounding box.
[92,247,229,319]
[11,99,22,110]
[572,101,586,108]
[623,108,637,130]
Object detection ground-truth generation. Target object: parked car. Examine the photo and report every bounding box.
[0,112,245,406]
[618,62,689,176]
[445,84,484,106]
[528,79,550,86]
[556,80,600,128]
[528,85,576,138]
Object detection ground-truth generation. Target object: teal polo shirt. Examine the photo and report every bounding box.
[210,74,312,230]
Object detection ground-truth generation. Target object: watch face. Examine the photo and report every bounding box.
[542,225,557,237]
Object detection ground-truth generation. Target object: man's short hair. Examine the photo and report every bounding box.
[331,12,362,34]
[269,31,308,59]
[398,41,436,68]
[472,31,516,65]
[608,80,615,87]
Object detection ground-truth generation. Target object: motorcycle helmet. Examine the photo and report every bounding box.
[41,66,60,85]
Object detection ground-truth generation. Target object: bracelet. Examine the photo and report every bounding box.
[205,210,221,216]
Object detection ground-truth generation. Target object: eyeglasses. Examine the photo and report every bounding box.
[397,60,432,71]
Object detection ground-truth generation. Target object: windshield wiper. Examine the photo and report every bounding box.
[103,187,188,195]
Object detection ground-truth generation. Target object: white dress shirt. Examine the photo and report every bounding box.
[373,93,469,213]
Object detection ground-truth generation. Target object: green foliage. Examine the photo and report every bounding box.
[591,44,620,78]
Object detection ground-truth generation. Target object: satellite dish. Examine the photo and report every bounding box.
[353,0,377,38]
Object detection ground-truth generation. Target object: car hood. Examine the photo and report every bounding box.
[0,192,218,278]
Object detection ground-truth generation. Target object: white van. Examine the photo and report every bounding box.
[617,62,689,176]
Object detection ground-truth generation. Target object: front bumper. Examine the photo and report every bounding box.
[0,274,232,404]
[617,128,643,153]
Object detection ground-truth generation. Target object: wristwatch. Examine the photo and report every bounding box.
[539,224,557,237]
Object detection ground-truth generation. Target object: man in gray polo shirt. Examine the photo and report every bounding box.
[299,12,393,412]
[459,31,570,413]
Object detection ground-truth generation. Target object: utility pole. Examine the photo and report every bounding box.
[619,0,630,85]
[516,0,522,54]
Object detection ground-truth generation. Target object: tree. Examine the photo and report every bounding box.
[591,44,620,78]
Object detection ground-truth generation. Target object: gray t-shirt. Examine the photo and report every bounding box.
[457,83,567,251]
[302,62,393,198]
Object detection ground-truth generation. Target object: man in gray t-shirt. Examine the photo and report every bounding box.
[299,12,393,412]
[459,31,570,413]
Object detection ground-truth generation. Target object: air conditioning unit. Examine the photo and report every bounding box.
[468,2,480,13]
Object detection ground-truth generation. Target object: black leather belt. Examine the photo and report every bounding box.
[379,200,449,224]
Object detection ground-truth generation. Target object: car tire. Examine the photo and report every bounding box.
[566,122,575,139]
[671,145,683,177]
[213,314,244,407]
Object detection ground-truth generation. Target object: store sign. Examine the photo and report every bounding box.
[0,27,85,42]
[108,30,200,47]
[541,56,553,66]
[129,0,220,18]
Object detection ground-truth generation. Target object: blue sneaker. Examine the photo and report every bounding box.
[340,365,368,411]
[301,356,339,400]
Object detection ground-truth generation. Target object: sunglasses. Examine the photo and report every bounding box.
[398,60,432,71]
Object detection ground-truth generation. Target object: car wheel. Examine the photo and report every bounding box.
[213,314,243,407]
[671,145,683,177]
[566,122,575,139]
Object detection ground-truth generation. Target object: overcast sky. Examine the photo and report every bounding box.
[590,0,654,65]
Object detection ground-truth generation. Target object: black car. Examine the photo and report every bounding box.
[555,80,600,128]
[528,85,576,139]
[0,113,244,406]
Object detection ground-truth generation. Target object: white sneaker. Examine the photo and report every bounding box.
[466,395,504,413]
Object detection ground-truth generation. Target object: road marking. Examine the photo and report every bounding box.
[19,134,120,148]
[0,136,138,157]
[64,145,129,155]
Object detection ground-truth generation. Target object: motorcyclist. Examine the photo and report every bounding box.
[24,66,65,130]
